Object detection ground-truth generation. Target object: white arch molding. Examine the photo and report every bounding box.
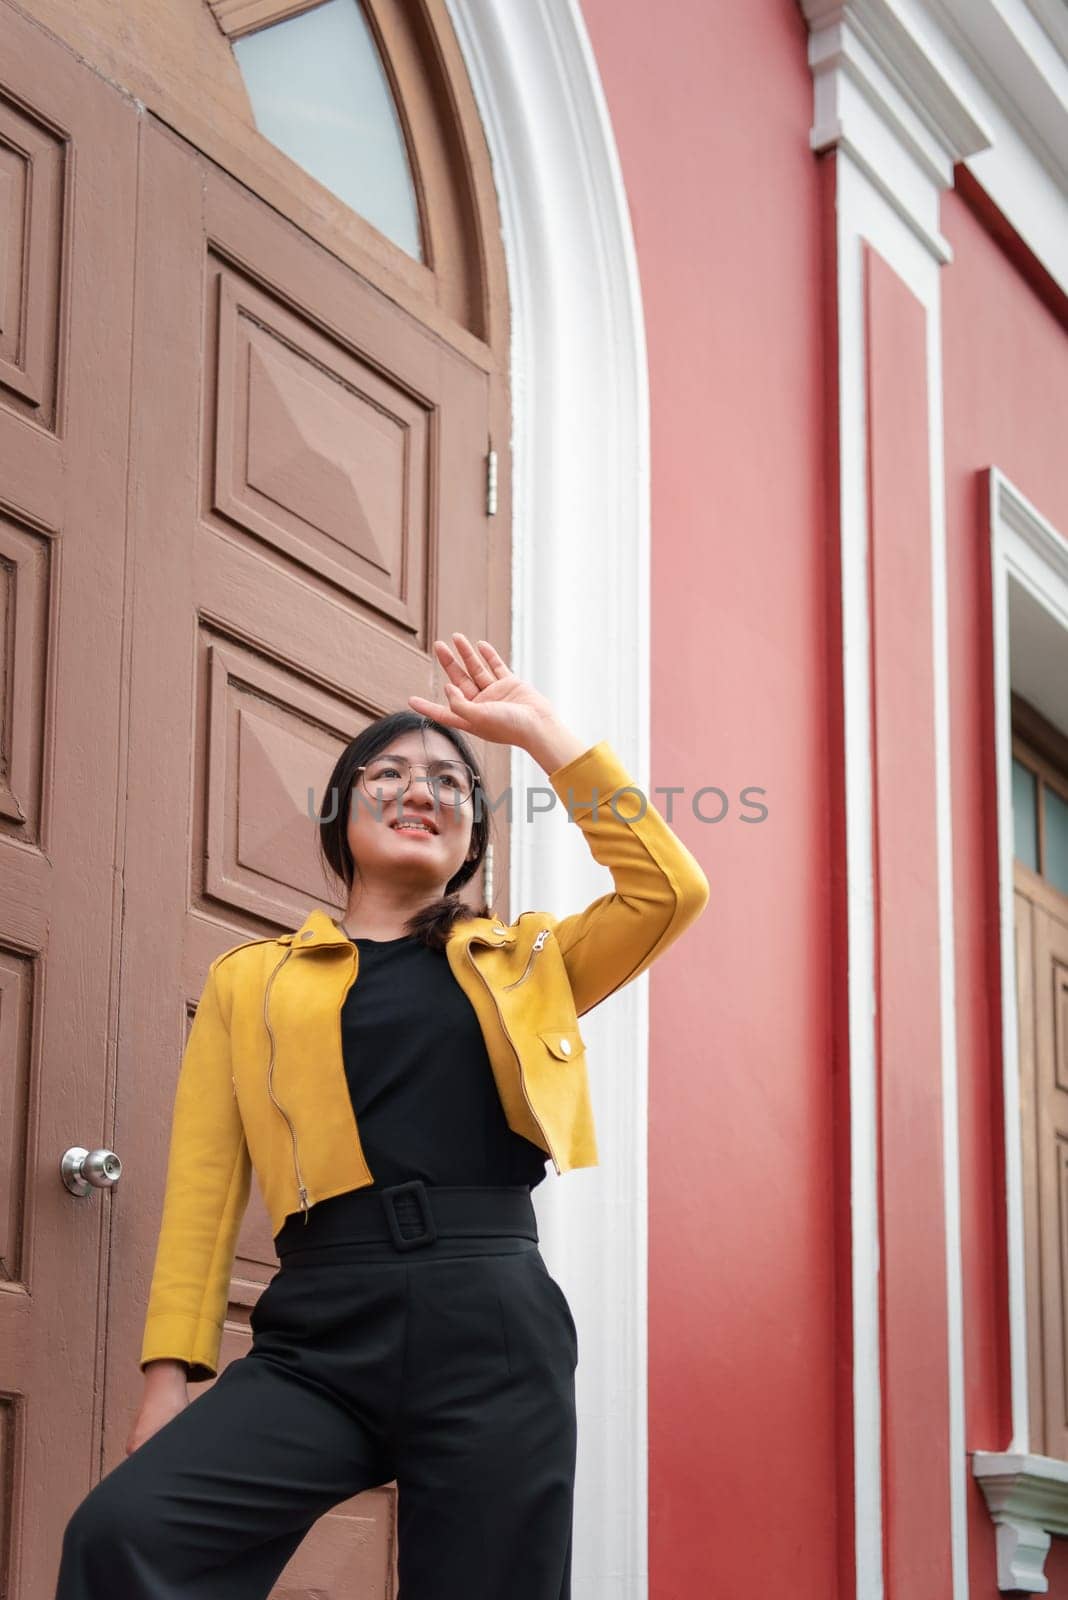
[444,2,651,1595]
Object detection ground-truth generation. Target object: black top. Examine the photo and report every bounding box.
[286,934,548,1235]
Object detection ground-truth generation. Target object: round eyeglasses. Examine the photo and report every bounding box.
[355,754,477,806]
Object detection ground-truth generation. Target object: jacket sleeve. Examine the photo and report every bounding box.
[544,739,710,1018]
[138,954,252,1384]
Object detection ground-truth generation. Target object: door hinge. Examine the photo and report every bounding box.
[486,448,498,517]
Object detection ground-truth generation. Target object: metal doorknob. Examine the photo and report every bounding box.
[61,1146,123,1197]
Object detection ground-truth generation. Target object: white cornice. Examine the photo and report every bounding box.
[801,0,991,259]
[801,0,1068,289]
[804,0,991,166]
[1024,0,1068,61]
[927,0,1068,188]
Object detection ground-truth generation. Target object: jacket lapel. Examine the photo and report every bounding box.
[283,905,519,953]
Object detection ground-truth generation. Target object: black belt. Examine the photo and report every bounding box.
[274,1180,538,1258]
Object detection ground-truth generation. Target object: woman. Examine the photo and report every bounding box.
[55,634,709,1600]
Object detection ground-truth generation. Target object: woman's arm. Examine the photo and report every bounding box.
[138,957,252,1384]
[530,726,710,1017]
[521,718,589,774]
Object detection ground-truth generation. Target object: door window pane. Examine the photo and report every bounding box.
[1044,785,1068,897]
[233,0,423,260]
[1013,757,1038,870]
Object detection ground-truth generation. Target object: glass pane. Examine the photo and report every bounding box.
[1044,784,1068,896]
[233,0,422,260]
[1012,758,1038,870]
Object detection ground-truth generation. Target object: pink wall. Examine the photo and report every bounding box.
[577,3,838,1594]
[941,182,1068,1596]
[571,3,1068,1591]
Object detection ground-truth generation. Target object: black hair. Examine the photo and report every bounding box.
[316,710,492,951]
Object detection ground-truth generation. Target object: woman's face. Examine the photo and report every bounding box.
[345,728,476,893]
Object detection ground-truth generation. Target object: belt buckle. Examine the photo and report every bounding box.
[380,1180,437,1251]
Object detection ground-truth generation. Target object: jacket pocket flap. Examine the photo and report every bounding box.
[537,1028,585,1061]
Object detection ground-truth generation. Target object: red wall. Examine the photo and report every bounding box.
[570,3,1068,1591]
[577,3,837,1594]
[941,182,1068,1595]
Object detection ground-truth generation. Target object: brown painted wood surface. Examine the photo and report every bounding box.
[11,0,505,352]
[0,1,513,1592]
[1013,710,1068,1461]
[0,6,137,1594]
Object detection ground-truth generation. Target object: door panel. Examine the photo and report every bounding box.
[1034,897,1068,1460]
[107,115,495,1593]
[1015,864,1068,1461]
[0,5,136,1594]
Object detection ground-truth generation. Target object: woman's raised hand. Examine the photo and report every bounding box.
[408,634,556,750]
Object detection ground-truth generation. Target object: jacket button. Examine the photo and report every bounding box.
[301,930,314,940]
[560,1038,572,1055]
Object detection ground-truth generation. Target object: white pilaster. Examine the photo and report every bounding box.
[800,4,989,1596]
[445,3,650,1596]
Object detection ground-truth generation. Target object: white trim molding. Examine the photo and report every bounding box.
[445,2,651,1595]
[806,0,1068,283]
[983,473,1068,1594]
[801,8,1068,1598]
[798,5,998,1599]
[987,469,1068,1467]
[928,0,1068,292]
[803,0,991,259]
[804,0,1068,294]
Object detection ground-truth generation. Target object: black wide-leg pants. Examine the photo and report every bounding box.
[55,1226,578,1599]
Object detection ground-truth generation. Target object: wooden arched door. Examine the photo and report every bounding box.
[0,2,513,1593]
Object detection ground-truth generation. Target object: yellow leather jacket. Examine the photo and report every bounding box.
[139,739,709,1380]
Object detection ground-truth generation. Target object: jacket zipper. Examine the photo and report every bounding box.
[263,946,311,1225]
[501,927,551,990]
[466,937,562,1174]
